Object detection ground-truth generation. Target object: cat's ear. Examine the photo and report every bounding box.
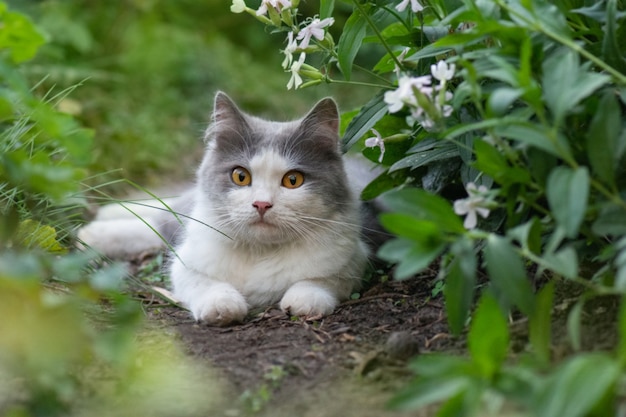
[212,92,248,126]
[302,98,339,134]
[205,92,250,144]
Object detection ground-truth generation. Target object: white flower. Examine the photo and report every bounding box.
[364,129,385,163]
[231,0,246,13]
[431,60,456,82]
[384,75,432,113]
[287,53,306,90]
[256,0,292,16]
[395,0,424,13]
[453,182,491,230]
[296,17,334,49]
[281,31,299,69]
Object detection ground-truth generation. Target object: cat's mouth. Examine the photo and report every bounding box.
[251,218,276,228]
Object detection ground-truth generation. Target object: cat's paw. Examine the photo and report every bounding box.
[189,284,248,326]
[279,281,338,317]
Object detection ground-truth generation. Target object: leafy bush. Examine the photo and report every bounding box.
[10,0,344,193]
[0,1,91,247]
[231,0,626,414]
[0,4,221,415]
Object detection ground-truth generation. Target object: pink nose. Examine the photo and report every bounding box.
[252,201,273,216]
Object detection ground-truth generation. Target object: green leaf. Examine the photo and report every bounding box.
[602,0,626,73]
[546,166,589,239]
[382,188,466,234]
[542,247,578,280]
[507,217,542,255]
[320,0,335,19]
[341,92,388,151]
[360,171,406,200]
[468,292,509,379]
[542,49,610,126]
[0,6,46,63]
[444,238,477,336]
[593,203,626,236]
[473,139,531,186]
[487,87,523,116]
[529,282,554,366]
[484,235,535,316]
[378,237,446,280]
[493,122,572,159]
[587,91,622,186]
[390,140,459,172]
[389,375,470,411]
[337,8,368,81]
[507,0,570,38]
[409,353,474,376]
[572,2,610,21]
[380,213,441,242]
[567,298,585,351]
[534,353,620,417]
[16,220,66,254]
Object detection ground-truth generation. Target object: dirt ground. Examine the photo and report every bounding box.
[128,251,621,417]
[130,252,453,416]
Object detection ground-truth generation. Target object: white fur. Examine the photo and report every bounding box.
[77,197,181,257]
[170,149,368,325]
[77,97,371,325]
[77,217,165,258]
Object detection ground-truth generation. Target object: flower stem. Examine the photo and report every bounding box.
[351,0,403,71]
[326,78,391,89]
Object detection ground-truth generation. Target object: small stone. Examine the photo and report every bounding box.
[384,331,420,360]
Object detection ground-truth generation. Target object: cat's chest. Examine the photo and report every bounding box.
[185,235,343,284]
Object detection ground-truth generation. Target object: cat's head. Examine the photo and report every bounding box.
[197,92,357,246]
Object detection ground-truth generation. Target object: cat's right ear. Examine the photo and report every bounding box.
[213,92,247,125]
[205,92,249,143]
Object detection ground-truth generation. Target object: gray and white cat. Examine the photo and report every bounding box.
[79,92,376,326]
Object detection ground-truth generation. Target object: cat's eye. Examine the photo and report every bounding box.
[281,170,305,189]
[231,166,252,186]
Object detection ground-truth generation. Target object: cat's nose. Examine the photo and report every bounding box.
[252,201,273,216]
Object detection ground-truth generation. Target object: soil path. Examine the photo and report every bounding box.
[143,270,455,416]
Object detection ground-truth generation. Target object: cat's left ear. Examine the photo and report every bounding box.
[302,98,339,134]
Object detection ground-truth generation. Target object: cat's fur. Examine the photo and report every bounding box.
[79,92,375,326]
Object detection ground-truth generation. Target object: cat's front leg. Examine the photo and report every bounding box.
[172,265,248,325]
[279,280,340,317]
[188,282,249,326]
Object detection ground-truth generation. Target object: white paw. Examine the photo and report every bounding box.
[279,282,338,317]
[188,284,248,326]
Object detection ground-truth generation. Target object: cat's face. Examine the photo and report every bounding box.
[197,93,354,246]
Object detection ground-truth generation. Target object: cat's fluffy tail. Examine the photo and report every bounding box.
[77,197,181,258]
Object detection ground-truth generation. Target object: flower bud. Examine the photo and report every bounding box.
[230,0,246,13]
[267,6,283,26]
[298,79,323,89]
[298,64,324,80]
[281,8,294,27]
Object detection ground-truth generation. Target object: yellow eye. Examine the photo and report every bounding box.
[281,170,305,189]
[231,166,252,186]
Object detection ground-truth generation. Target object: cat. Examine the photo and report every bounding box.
[78,92,380,326]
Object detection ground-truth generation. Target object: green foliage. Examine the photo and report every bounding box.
[11,0,325,192]
[0,252,220,417]
[232,0,626,414]
[390,291,624,416]
[0,4,221,415]
[0,0,92,248]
